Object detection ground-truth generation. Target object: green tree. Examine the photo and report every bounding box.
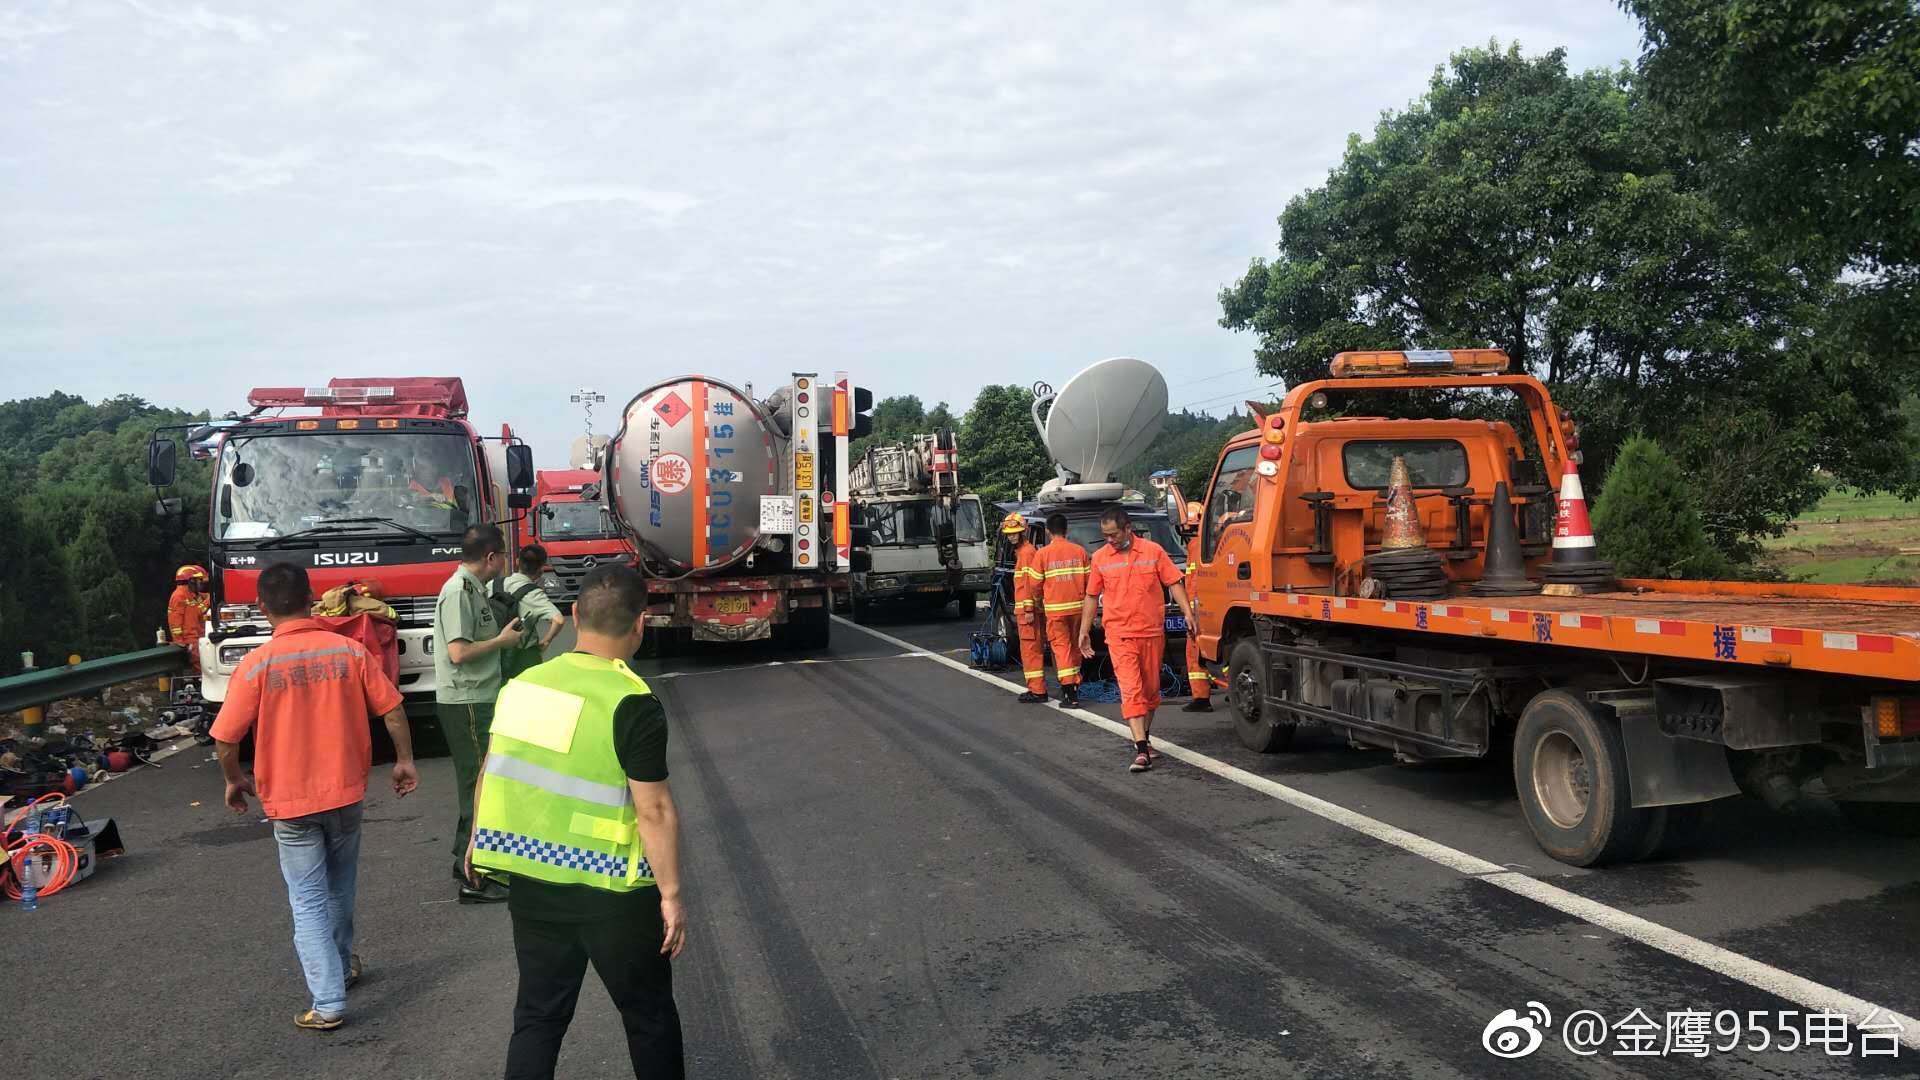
[1218,42,1916,559]
[69,513,140,655]
[925,402,956,434]
[1625,1,1920,297]
[1591,435,1727,578]
[959,385,1054,503]
[5,511,85,665]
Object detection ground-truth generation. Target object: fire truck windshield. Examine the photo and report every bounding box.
[537,500,615,541]
[214,431,479,541]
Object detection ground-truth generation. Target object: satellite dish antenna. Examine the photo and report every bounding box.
[568,435,609,470]
[1032,358,1167,499]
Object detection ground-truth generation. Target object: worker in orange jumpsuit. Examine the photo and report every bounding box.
[168,564,212,671]
[1036,512,1089,708]
[1004,512,1048,702]
[1077,506,1192,773]
[1179,500,1212,713]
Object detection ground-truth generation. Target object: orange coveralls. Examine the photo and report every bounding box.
[1011,540,1047,694]
[1184,560,1209,701]
[1037,536,1090,688]
[168,585,210,671]
[1087,537,1183,718]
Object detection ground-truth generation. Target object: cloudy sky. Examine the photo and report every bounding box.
[2,1,1643,459]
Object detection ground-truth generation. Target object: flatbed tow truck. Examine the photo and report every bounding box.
[1190,348,1920,865]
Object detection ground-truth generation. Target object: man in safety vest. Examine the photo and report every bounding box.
[1005,512,1048,703]
[168,564,211,671]
[467,564,685,1078]
[1036,512,1089,708]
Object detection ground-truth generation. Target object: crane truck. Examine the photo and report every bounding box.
[145,377,534,711]
[1188,348,1920,866]
[600,372,864,654]
[847,431,993,619]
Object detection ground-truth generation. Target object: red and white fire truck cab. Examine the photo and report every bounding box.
[148,377,533,708]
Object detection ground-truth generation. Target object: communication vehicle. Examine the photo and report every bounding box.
[601,372,864,653]
[1186,348,1920,865]
[145,377,533,707]
[848,432,993,619]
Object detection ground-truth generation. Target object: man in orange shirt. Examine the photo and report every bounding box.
[211,563,419,1033]
[1036,512,1089,708]
[1004,512,1049,702]
[167,564,211,671]
[1077,506,1192,773]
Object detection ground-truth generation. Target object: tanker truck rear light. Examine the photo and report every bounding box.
[1329,349,1510,378]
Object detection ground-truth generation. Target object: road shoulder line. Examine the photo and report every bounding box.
[834,615,1920,1048]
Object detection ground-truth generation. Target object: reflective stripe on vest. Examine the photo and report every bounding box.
[472,653,654,892]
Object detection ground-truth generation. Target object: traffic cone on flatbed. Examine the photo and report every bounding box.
[1541,460,1616,593]
[1470,481,1541,596]
[1363,456,1448,600]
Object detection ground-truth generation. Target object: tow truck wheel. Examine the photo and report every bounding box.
[1227,636,1295,753]
[1514,691,1655,866]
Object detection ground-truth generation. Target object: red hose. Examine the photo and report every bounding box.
[4,794,82,901]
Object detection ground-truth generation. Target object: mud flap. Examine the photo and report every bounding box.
[1620,714,1741,808]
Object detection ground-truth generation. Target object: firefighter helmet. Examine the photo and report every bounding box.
[175,564,210,584]
[999,512,1028,536]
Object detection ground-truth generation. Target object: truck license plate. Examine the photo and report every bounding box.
[794,452,815,491]
[715,596,751,615]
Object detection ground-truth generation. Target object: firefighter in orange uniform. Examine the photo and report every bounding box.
[1004,513,1049,702]
[1180,501,1212,712]
[169,564,212,671]
[1036,512,1089,708]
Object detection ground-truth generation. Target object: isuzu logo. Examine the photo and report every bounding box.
[314,551,382,566]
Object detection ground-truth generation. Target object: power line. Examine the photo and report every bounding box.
[1178,381,1284,412]
[1171,364,1261,390]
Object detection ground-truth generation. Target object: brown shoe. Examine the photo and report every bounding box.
[295,1009,344,1032]
[345,954,363,990]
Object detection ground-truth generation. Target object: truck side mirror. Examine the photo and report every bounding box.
[505,444,535,491]
[147,439,178,488]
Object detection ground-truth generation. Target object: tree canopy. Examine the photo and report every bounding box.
[958,385,1055,504]
[1219,42,1917,561]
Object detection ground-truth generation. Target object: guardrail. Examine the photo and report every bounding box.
[0,648,190,716]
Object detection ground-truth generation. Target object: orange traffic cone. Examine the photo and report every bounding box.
[1364,456,1448,599]
[1542,459,1615,591]
[1381,456,1426,549]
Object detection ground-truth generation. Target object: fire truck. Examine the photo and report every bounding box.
[847,432,993,619]
[527,468,634,608]
[1187,349,1920,865]
[601,372,866,654]
[146,377,533,709]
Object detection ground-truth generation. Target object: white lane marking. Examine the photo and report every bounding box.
[833,616,1920,1047]
[645,652,930,680]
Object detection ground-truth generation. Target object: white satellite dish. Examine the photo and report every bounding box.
[569,435,609,470]
[1035,358,1168,491]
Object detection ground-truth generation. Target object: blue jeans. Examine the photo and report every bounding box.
[273,802,364,1019]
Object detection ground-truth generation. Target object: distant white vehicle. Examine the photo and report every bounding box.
[848,432,992,619]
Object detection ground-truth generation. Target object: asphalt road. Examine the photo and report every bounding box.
[6,607,1918,1078]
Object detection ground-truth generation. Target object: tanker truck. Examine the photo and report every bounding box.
[602,372,864,654]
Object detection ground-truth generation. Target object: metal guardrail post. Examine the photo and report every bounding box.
[0,647,191,717]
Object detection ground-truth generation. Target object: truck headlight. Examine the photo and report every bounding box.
[219,644,258,666]
[869,576,899,591]
[218,603,262,624]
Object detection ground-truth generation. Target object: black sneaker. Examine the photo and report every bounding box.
[1181,698,1214,713]
[1061,689,1080,708]
[1018,691,1047,704]
[458,878,510,904]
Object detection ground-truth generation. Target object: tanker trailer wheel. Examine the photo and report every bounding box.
[1227,637,1295,753]
[1513,690,1656,866]
[791,604,831,651]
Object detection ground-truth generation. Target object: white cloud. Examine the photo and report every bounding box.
[0,0,1646,453]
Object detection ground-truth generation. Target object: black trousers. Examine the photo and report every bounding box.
[505,904,685,1079]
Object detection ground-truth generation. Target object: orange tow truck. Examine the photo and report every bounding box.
[1189,349,1920,865]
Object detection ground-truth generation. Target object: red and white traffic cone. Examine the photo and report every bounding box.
[1541,459,1616,592]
